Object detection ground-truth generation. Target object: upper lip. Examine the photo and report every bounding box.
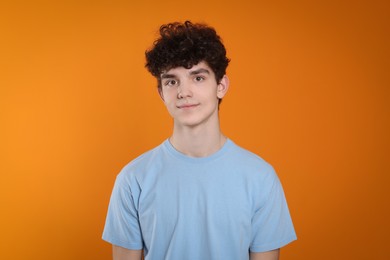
[177,103,199,109]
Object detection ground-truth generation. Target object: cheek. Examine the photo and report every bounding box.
[163,97,177,111]
[202,90,219,102]
[161,91,175,103]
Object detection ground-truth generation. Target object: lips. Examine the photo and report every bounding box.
[177,103,199,109]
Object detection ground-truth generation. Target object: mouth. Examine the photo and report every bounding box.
[177,103,199,109]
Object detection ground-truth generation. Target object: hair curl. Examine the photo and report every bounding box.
[145,21,230,88]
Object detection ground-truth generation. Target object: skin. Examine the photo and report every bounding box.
[112,61,280,260]
[113,246,142,260]
[112,246,280,260]
[159,61,229,157]
[250,249,280,260]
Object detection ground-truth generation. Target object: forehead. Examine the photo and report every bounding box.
[160,61,213,78]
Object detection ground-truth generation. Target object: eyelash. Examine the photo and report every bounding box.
[164,80,178,86]
[163,76,206,86]
[195,76,205,81]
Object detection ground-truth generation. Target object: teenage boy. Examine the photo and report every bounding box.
[103,21,296,260]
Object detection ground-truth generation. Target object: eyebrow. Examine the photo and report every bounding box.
[160,73,176,79]
[160,68,210,79]
[189,68,210,75]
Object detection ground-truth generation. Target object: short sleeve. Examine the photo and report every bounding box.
[102,173,144,250]
[250,172,297,252]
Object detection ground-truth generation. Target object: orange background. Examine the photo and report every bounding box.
[1,0,389,259]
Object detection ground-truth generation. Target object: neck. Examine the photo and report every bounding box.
[169,122,227,158]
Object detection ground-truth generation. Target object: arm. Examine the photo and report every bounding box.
[113,245,143,260]
[250,249,280,260]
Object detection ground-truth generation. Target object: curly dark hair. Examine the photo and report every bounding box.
[145,21,230,89]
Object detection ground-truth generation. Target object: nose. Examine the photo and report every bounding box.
[177,81,193,99]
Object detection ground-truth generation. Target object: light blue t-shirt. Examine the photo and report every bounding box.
[102,139,296,259]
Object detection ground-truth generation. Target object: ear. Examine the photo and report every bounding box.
[217,75,229,99]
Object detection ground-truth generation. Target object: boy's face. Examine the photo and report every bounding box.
[159,61,229,128]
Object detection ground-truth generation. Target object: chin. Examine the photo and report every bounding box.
[174,117,203,127]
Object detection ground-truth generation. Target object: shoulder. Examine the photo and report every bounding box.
[225,140,282,206]
[115,141,167,185]
[227,140,276,176]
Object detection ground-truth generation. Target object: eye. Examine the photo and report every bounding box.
[164,79,178,87]
[194,76,205,82]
